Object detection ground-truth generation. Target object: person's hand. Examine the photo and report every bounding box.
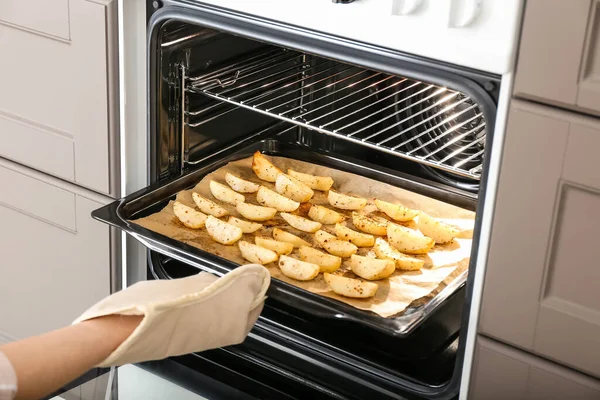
[72,264,270,367]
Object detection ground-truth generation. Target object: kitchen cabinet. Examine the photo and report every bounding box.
[0,159,112,343]
[0,0,120,196]
[469,336,600,400]
[480,100,600,378]
[513,0,600,115]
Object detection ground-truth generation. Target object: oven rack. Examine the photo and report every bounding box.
[185,49,486,180]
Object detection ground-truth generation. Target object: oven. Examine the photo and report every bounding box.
[102,1,524,398]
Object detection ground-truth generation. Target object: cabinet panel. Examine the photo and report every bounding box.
[0,0,119,196]
[481,100,600,378]
[0,0,70,40]
[0,160,111,342]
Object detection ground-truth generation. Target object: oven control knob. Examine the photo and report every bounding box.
[391,0,422,15]
[449,0,482,28]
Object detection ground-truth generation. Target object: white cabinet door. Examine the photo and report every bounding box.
[0,159,112,342]
[469,336,600,400]
[0,0,119,196]
[480,100,600,378]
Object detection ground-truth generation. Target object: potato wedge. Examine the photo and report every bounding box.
[373,238,424,271]
[287,169,334,191]
[255,237,294,255]
[225,173,260,194]
[256,186,299,212]
[272,228,311,248]
[387,223,435,254]
[328,190,367,210]
[280,212,322,233]
[349,254,395,280]
[308,205,343,225]
[298,246,342,273]
[417,212,460,244]
[315,230,358,258]
[209,180,245,206]
[334,223,375,247]
[278,255,320,281]
[205,215,243,245]
[351,212,388,236]
[252,151,282,182]
[238,240,278,264]
[227,217,262,233]
[374,199,419,222]
[192,192,229,218]
[236,202,277,222]
[275,174,314,203]
[323,273,378,299]
[173,201,207,229]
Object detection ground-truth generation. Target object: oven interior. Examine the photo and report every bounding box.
[144,18,497,397]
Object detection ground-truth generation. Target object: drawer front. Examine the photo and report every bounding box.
[469,336,600,400]
[514,0,600,115]
[0,0,119,196]
[0,159,111,342]
[481,100,600,377]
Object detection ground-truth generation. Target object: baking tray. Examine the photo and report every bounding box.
[92,137,476,338]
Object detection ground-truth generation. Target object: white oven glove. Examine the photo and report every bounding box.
[72,264,270,368]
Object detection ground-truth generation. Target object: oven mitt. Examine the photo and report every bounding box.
[72,264,270,368]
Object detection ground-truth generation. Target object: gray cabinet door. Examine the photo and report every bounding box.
[470,336,600,400]
[514,0,600,115]
[0,159,112,342]
[0,0,119,196]
[480,100,600,378]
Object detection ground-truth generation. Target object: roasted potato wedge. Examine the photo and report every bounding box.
[387,223,435,255]
[278,255,320,281]
[298,246,342,273]
[205,215,243,245]
[227,217,262,233]
[173,201,207,229]
[272,228,311,248]
[280,212,322,233]
[374,199,419,222]
[315,230,358,258]
[209,180,245,206]
[373,238,424,271]
[275,174,314,203]
[349,254,395,280]
[351,212,388,236]
[328,190,367,210]
[252,151,282,182]
[256,186,299,212]
[308,205,343,225]
[417,212,460,244]
[238,240,279,264]
[323,273,378,299]
[236,202,277,222]
[225,173,260,193]
[287,169,334,191]
[255,237,294,255]
[334,223,375,247]
[192,192,229,218]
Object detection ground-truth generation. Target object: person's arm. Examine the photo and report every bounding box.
[0,315,142,400]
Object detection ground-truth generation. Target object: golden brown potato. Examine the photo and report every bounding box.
[209,180,245,206]
[298,246,342,273]
[227,217,263,233]
[323,273,378,298]
[417,212,460,244]
[351,212,388,236]
[256,186,300,212]
[225,173,260,194]
[173,201,207,229]
[308,205,343,225]
[334,223,375,247]
[205,215,243,245]
[252,151,282,182]
[272,228,311,248]
[278,255,320,281]
[235,202,277,222]
[314,230,358,258]
[387,223,435,255]
[373,238,424,271]
[192,192,229,218]
[275,174,314,203]
[287,169,334,191]
[280,212,322,233]
[238,240,279,264]
[349,254,396,280]
[327,190,367,210]
[374,199,419,222]
[255,237,294,255]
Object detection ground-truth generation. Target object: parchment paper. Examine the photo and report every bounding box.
[132,155,475,318]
